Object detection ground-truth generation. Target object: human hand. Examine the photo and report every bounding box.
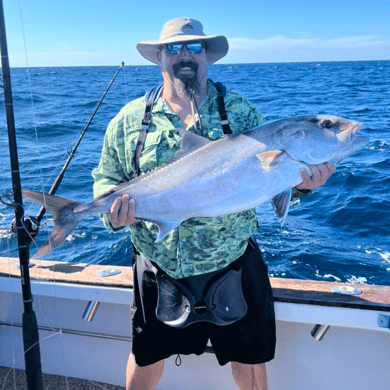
[107,194,138,227]
[296,163,336,190]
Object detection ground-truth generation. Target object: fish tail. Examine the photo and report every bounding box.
[22,189,85,258]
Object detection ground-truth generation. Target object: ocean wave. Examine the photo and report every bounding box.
[353,107,373,113]
[0,228,12,240]
[368,140,390,151]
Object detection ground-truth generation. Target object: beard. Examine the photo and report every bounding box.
[172,60,200,99]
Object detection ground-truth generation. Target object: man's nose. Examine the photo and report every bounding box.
[178,45,192,59]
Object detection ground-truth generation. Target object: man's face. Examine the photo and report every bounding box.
[158,41,209,97]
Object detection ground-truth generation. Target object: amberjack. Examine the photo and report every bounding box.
[23,115,368,258]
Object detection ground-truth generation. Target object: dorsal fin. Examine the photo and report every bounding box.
[136,129,213,177]
[173,128,212,160]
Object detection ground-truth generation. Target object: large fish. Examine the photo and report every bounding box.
[23,115,368,258]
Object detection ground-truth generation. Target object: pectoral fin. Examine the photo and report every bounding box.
[256,150,284,170]
[143,218,183,242]
[270,188,292,227]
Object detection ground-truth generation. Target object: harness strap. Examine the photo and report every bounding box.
[212,81,232,134]
[135,87,157,176]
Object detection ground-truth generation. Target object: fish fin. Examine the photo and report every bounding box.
[74,204,90,213]
[143,218,182,242]
[270,188,292,227]
[22,190,80,218]
[169,129,212,163]
[328,158,342,166]
[256,150,284,170]
[177,128,212,148]
[22,190,85,258]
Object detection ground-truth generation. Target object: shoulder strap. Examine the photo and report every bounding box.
[135,87,157,177]
[143,83,164,105]
[211,80,232,135]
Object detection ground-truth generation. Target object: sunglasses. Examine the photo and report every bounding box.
[165,42,204,55]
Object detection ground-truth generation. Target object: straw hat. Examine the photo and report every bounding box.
[137,18,229,65]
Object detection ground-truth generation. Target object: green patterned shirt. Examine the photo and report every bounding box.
[93,80,266,279]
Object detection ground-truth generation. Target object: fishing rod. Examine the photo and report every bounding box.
[35,62,125,222]
[11,62,125,244]
[0,1,43,389]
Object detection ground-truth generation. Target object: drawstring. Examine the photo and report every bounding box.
[190,95,203,135]
[175,354,182,366]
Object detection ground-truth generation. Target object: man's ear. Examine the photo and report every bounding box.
[156,50,161,63]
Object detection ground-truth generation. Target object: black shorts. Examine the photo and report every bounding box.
[130,238,276,367]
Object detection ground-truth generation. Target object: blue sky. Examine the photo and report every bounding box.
[3,0,390,67]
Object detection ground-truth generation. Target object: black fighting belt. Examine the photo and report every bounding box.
[155,262,248,328]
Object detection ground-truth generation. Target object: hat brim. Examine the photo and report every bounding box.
[137,35,229,65]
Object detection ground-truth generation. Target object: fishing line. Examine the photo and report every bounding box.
[14,0,55,265]
[17,0,47,198]
[14,0,54,270]
[1,330,72,390]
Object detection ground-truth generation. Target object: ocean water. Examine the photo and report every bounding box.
[0,61,389,285]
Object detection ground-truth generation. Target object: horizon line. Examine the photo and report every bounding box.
[4,58,390,69]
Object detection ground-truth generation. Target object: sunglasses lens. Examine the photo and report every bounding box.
[186,43,203,54]
[165,42,204,55]
[166,44,183,54]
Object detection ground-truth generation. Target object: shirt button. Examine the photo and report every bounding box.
[173,115,179,121]
[208,130,221,140]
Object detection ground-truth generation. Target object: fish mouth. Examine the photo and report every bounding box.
[338,120,364,144]
[342,121,370,153]
[351,121,364,137]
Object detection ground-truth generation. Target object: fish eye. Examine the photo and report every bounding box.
[321,120,333,129]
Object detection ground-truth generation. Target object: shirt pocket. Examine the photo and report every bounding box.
[139,131,162,174]
[143,131,161,151]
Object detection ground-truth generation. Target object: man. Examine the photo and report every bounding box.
[93,17,335,390]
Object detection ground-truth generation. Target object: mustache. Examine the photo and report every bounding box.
[172,61,198,74]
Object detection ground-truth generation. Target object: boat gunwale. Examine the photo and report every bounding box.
[1,256,390,312]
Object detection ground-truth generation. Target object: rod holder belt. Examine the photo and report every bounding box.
[82,301,100,322]
[311,324,331,341]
